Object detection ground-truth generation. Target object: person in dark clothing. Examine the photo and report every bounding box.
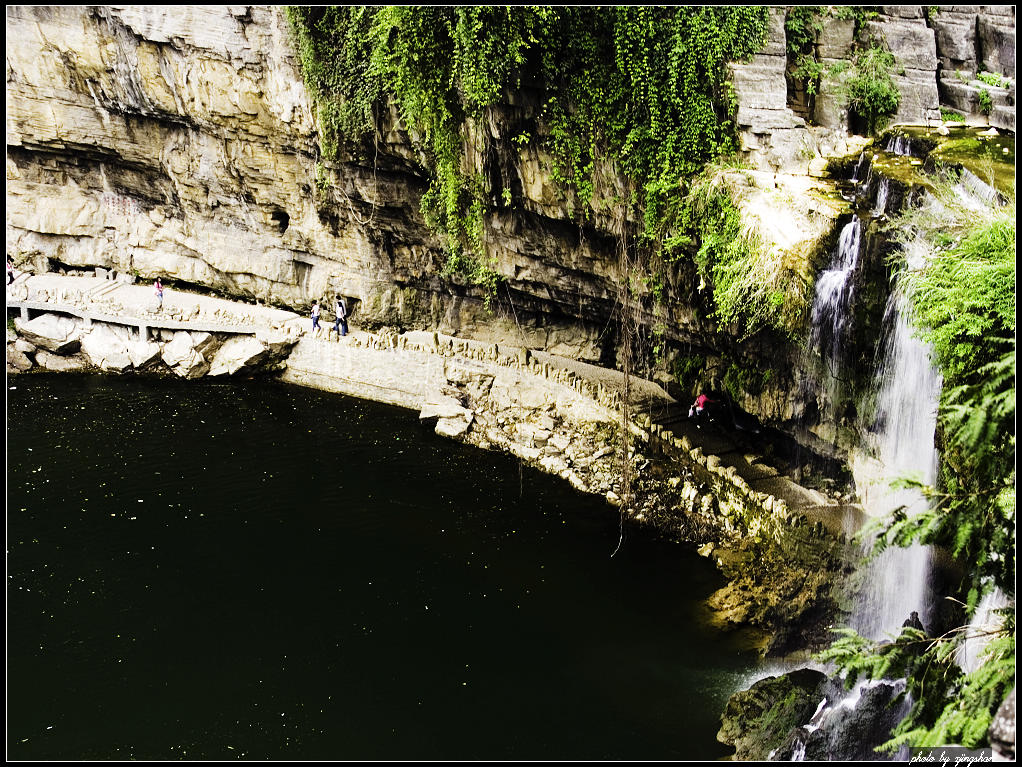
[332,295,348,337]
[689,392,716,428]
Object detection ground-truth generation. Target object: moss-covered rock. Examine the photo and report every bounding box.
[717,667,829,760]
[704,525,848,656]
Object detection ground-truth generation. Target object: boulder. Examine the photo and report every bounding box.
[161,331,210,378]
[34,349,91,372]
[717,668,829,760]
[816,18,855,60]
[515,421,552,446]
[814,63,854,130]
[978,15,1016,76]
[775,678,910,761]
[444,359,496,400]
[7,344,34,372]
[865,17,937,72]
[207,335,268,376]
[128,338,164,369]
[418,396,473,424]
[435,416,472,439]
[188,331,222,358]
[81,323,134,372]
[254,328,297,357]
[14,313,83,354]
[931,15,977,71]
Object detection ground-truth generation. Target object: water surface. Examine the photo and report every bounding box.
[7,374,758,760]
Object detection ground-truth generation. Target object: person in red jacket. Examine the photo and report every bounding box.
[689,392,715,428]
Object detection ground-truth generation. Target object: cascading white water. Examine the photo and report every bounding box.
[786,156,941,758]
[778,148,1006,760]
[806,217,863,423]
[886,135,911,156]
[851,153,871,183]
[846,168,1002,641]
[810,218,862,359]
[957,587,1011,673]
[848,266,942,638]
[806,147,943,640]
[872,177,889,217]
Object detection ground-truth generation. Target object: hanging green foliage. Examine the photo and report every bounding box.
[892,181,1016,596]
[819,615,1015,753]
[284,7,382,160]
[285,6,553,294]
[284,6,770,320]
[846,44,902,135]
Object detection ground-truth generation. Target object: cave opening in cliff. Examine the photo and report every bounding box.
[271,208,291,234]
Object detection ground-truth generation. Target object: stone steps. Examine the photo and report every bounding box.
[643,402,843,514]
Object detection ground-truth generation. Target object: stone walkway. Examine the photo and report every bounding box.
[8,273,304,335]
[9,271,850,520]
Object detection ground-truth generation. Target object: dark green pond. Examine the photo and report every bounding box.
[7,374,759,761]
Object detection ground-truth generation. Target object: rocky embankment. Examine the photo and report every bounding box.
[7,273,301,377]
[8,270,853,656]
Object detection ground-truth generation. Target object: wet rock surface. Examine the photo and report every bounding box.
[717,668,829,760]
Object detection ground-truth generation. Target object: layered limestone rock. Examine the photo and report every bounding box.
[730,7,812,172]
[931,7,1016,133]
[865,9,942,127]
[0,6,855,356]
[4,4,628,363]
[785,7,1015,133]
[5,5,1015,452]
[6,5,329,308]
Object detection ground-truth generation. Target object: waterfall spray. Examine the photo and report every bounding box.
[848,271,942,639]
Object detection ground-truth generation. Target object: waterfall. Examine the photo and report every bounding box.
[809,217,862,365]
[805,148,943,640]
[885,134,911,156]
[848,270,942,639]
[846,165,1003,641]
[765,143,1007,760]
[872,177,889,217]
[957,587,1011,673]
[850,153,871,183]
[801,217,863,430]
[785,151,941,760]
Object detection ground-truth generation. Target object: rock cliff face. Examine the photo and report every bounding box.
[5,5,1015,438]
[6,4,627,364]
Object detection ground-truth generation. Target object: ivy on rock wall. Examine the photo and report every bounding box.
[284,6,771,330]
[286,6,549,296]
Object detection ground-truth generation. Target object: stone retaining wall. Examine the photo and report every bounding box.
[282,328,812,552]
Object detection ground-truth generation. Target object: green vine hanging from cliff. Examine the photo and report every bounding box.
[285,6,770,326]
[285,7,550,296]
